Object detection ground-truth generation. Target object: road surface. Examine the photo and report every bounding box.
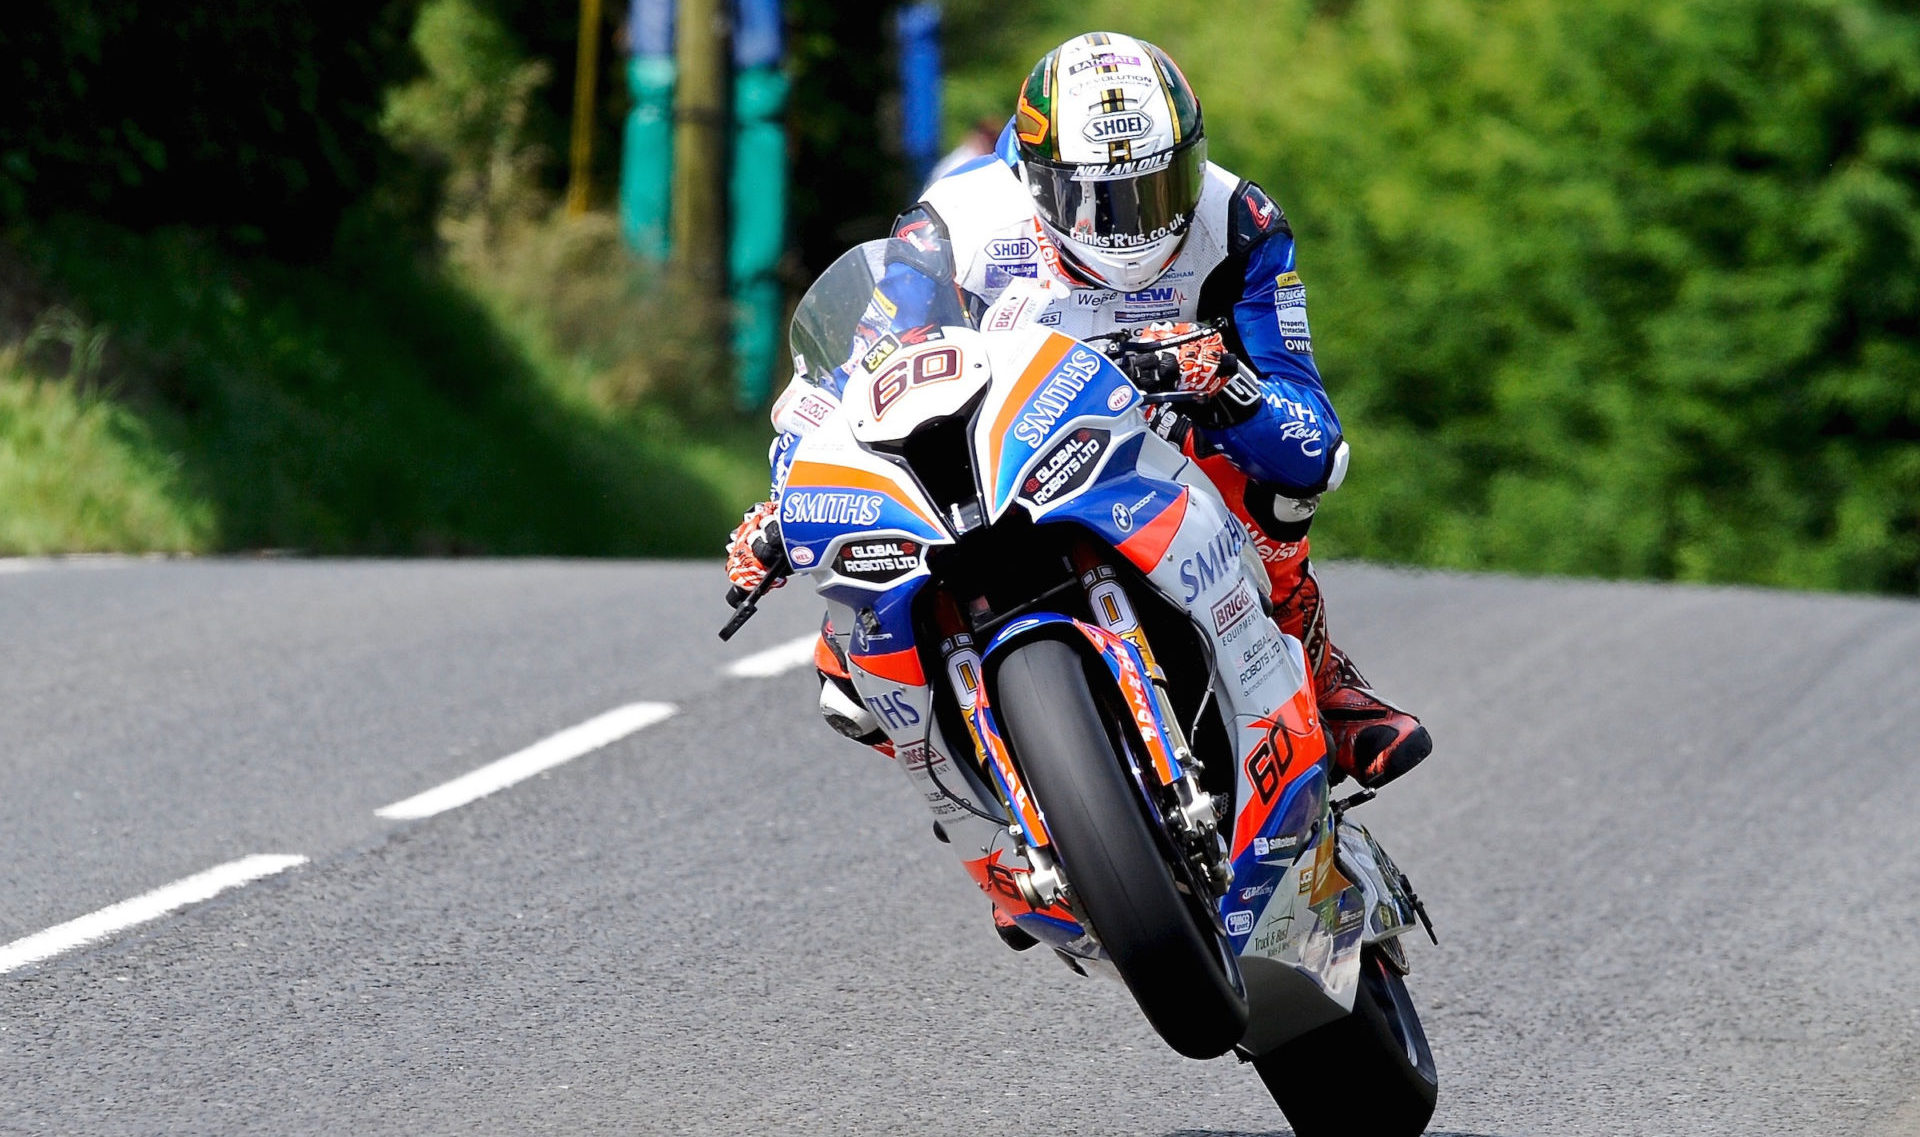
[1,558,1916,1135]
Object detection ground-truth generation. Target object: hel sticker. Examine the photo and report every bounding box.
[1106,386,1132,411]
[789,545,815,566]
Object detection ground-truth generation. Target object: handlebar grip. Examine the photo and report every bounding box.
[717,571,781,641]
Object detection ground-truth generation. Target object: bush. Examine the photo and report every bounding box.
[0,0,419,252]
[945,0,1920,593]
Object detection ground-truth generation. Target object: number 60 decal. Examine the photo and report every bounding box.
[871,346,962,419]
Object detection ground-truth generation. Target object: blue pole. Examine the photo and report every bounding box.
[730,0,787,408]
[895,4,942,193]
[620,0,676,259]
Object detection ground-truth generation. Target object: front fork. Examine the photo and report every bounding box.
[1070,547,1227,862]
[931,549,1233,911]
[931,593,1068,909]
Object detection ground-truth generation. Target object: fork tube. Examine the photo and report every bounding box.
[1071,545,1165,681]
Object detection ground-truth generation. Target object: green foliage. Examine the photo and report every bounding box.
[0,218,764,555]
[383,0,554,238]
[946,0,1920,593]
[0,360,212,555]
[0,0,419,251]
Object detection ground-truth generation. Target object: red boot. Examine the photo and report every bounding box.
[1268,546,1431,788]
[1180,442,1431,788]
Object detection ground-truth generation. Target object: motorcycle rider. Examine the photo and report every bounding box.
[728,31,1430,792]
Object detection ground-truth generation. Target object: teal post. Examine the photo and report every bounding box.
[729,0,786,409]
[620,1,675,259]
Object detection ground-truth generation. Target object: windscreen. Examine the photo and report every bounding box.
[789,236,968,393]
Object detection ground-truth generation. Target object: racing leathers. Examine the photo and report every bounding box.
[738,142,1430,791]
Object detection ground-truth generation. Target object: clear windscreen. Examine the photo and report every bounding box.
[789,236,968,390]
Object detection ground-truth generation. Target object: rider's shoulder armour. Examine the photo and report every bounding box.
[1225,179,1292,257]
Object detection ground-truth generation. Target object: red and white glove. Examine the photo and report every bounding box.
[1123,321,1237,398]
[725,499,788,606]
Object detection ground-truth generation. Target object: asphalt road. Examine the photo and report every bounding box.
[1,558,1917,1136]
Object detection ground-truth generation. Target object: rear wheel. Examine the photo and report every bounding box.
[1252,946,1437,1136]
[994,638,1247,1060]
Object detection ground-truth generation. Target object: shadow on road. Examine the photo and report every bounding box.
[1168,1131,1516,1137]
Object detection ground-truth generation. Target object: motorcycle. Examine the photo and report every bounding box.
[722,236,1439,1136]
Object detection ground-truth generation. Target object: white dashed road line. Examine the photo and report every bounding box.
[376,701,678,821]
[6,676,742,973]
[722,633,818,678]
[0,854,308,974]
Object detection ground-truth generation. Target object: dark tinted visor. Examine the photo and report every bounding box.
[1023,136,1207,253]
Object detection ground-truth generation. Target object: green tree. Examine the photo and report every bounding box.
[946,0,1920,592]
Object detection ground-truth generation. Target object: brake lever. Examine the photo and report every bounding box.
[718,571,781,641]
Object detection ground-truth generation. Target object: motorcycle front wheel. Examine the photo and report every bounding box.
[1252,945,1438,1136]
[994,637,1248,1060]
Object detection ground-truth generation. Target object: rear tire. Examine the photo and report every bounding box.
[994,638,1247,1060]
[1253,946,1437,1136]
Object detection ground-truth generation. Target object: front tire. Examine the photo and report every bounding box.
[994,638,1248,1060]
[1253,946,1438,1136]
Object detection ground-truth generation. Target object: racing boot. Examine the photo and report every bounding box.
[1270,546,1431,789]
[814,618,895,758]
[1179,439,1432,789]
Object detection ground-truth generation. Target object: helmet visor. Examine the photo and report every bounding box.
[1023,136,1207,255]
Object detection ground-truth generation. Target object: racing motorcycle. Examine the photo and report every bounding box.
[721,237,1439,1136]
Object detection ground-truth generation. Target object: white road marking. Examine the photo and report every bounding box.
[724,633,818,678]
[375,702,677,821]
[0,854,307,974]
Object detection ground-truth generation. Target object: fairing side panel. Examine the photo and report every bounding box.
[778,413,950,575]
[974,331,1142,521]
